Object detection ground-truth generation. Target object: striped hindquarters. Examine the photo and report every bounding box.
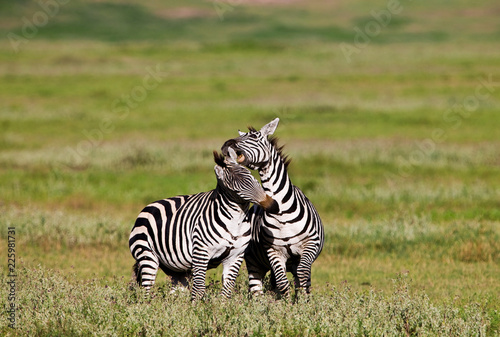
[129,195,196,292]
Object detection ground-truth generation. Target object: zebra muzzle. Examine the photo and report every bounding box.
[259,195,280,214]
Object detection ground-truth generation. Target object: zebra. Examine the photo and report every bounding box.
[129,148,279,300]
[221,118,324,298]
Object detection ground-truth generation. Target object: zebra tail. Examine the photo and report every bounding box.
[132,261,141,285]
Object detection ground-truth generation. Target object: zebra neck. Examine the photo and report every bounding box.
[211,188,249,216]
[259,150,293,202]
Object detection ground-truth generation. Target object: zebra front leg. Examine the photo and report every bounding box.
[267,249,290,298]
[169,272,190,294]
[245,249,268,296]
[247,268,266,296]
[221,253,245,298]
[191,248,210,301]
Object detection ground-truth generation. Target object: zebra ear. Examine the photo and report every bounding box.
[260,118,279,137]
[214,165,224,180]
[227,147,238,163]
[238,130,245,136]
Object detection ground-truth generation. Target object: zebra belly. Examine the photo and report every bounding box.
[156,230,249,273]
[268,241,302,260]
[261,223,311,248]
[157,250,193,273]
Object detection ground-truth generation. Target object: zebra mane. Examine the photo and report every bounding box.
[247,126,292,169]
[213,150,226,167]
[211,151,225,201]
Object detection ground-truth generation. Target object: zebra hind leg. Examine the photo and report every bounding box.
[133,256,160,297]
[290,263,310,303]
[295,245,317,295]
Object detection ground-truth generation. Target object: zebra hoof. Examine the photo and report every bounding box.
[251,290,264,297]
[169,286,188,295]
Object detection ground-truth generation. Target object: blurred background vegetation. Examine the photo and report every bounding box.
[0,0,499,330]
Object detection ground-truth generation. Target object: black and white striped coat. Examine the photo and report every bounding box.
[129,150,278,300]
[222,118,324,297]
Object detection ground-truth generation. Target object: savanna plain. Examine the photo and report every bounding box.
[0,0,499,335]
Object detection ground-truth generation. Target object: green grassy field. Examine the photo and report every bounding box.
[1,0,499,335]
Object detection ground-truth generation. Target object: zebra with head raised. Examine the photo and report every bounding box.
[129,149,279,300]
[221,118,324,298]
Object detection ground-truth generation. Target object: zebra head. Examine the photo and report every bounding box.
[213,149,279,214]
[221,118,280,170]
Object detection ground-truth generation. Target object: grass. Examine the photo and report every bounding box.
[0,266,493,336]
[0,0,499,335]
